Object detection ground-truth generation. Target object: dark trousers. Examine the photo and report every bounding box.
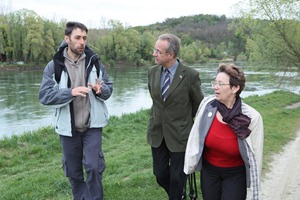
[151,139,186,200]
[201,160,246,200]
[60,128,105,200]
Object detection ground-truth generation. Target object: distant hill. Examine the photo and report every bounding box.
[134,14,235,48]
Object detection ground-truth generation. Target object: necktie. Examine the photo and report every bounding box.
[162,69,170,101]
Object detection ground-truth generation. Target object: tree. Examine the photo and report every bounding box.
[43,19,65,49]
[181,40,210,63]
[23,10,44,64]
[236,0,300,70]
[139,31,156,62]
[42,30,55,62]
[0,14,10,61]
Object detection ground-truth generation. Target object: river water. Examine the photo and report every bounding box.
[0,63,299,138]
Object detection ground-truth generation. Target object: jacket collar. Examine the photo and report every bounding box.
[54,41,98,64]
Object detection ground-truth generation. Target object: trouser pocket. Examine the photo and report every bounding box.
[98,151,106,174]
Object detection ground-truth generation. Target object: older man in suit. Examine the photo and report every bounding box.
[147,33,204,200]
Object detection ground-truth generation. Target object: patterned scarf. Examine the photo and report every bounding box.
[216,96,252,139]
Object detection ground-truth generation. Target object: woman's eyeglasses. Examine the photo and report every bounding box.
[211,81,230,88]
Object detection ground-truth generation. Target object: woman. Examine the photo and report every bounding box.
[184,63,264,200]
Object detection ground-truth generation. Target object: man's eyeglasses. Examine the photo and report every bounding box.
[211,81,230,88]
[153,48,169,55]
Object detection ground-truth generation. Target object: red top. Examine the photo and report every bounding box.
[203,115,244,167]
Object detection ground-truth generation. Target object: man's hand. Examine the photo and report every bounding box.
[88,78,104,95]
[72,86,91,97]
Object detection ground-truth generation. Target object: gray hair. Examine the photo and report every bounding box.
[158,33,181,57]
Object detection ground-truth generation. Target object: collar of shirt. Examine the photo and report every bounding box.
[161,60,179,76]
[63,48,86,63]
[161,60,179,88]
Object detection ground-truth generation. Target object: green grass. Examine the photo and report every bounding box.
[1,90,300,200]
[243,90,300,171]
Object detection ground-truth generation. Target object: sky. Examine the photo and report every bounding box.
[4,0,242,28]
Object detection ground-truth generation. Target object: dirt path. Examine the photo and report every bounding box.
[260,127,300,199]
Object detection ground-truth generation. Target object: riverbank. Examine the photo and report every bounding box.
[0,65,44,71]
[1,90,300,200]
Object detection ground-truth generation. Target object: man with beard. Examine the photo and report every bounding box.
[39,21,113,200]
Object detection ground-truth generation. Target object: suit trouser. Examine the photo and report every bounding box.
[151,139,186,200]
[60,128,105,200]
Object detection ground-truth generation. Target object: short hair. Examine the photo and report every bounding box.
[158,34,181,57]
[217,63,246,96]
[65,21,88,36]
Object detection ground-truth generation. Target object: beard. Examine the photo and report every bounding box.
[69,39,85,55]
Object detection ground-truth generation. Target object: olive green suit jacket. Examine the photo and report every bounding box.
[147,61,204,152]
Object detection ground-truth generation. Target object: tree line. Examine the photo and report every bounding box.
[0,9,234,66]
[0,0,299,71]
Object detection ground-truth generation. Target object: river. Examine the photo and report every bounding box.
[0,63,299,138]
